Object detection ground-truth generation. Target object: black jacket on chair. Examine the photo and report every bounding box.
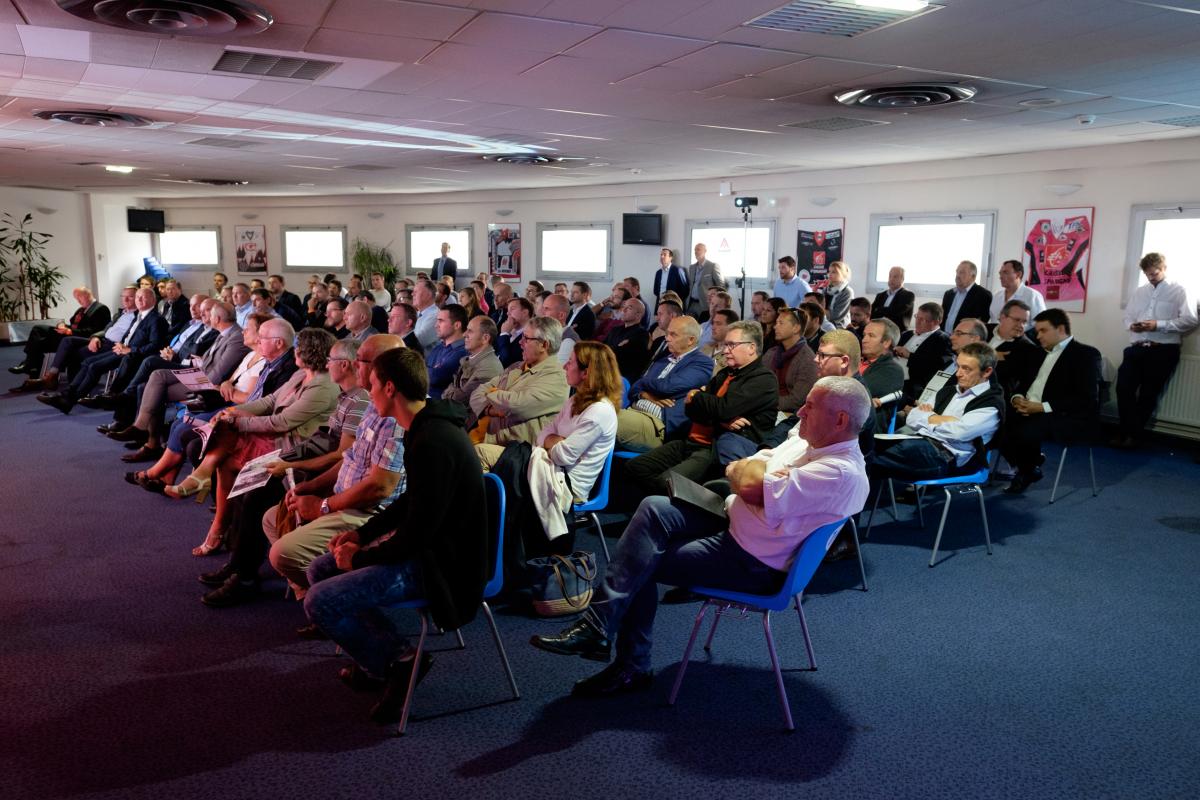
[941,285,993,333]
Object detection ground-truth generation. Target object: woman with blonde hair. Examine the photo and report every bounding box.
[823,260,853,329]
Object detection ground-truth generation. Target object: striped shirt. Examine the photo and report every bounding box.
[333,404,406,510]
[327,387,370,441]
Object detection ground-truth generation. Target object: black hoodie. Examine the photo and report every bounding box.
[352,399,488,631]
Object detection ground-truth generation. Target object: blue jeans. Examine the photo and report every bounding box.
[303,552,425,678]
[872,437,956,482]
[587,496,785,672]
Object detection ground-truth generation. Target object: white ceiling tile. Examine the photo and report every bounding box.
[662,43,807,76]
[150,42,226,73]
[232,80,309,105]
[324,0,479,39]
[21,57,87,82]
[521,55,638,84]
[538,0,631,24]
[315,58,398,90]
[613,66,721,92]
[563,29,710,68]
[0,52,20,76]
[420,42,551,74]
[88,32,158,68]
[257,0,338,26]
[306,29,439,63]
[0,23,22,55]
[80,63,147,88]
[451,12,599,53]
[469,0,547,13]
[192,74,263,100]
[15,26,89,62]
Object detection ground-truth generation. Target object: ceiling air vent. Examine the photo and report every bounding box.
[835,83,976,108]
[340,164,396,172]
[214,50,338,81]
[1152,114,1200,128]
[482,154,586,166]
[35,109,152,127]
[782,116,889,131]
[55,0,272,37]
[746,0,940,38]
[186,178,250,185]
[186,136,259,148]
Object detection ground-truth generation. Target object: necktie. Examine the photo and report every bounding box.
[122,313,141,345]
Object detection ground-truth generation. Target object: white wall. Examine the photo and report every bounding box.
[87,194,153,308]
[150,136,1200,375]
[0,186,92,319]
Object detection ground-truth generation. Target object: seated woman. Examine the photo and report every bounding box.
[458,285,487,320]
[128,312,274,491]
[167,327,340,557]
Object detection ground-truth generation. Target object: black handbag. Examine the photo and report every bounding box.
[527,551,597,617]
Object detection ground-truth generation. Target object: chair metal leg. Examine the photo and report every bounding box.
[915,484,926,528]
[668,601,711,706]
[888,479,898,520]
[865,479,886,540]
[762,611,795,731]
[590,512,610,563]
[848,518,867,591]
[703,613,721,651]
[481,601,520,700]
[396,612,429,736]
[454,628,466,650]
[794,595,816,671]
[928,488,954,567]
[975,485,993,555]
[1049,447,1068,504]
[1088,448,1098,497]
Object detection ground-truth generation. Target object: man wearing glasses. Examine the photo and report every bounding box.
[987,300,1040,399]
[627,321,777,495]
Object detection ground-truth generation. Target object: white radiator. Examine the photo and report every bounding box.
[1153,354,1200,430]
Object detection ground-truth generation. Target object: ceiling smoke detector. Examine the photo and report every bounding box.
[35,109,153,127]
[835,83,976,108]
[55,0,273,37]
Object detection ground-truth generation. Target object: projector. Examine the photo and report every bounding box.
[734,196,758,208]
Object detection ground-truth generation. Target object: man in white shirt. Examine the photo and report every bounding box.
[541,293,579,365]
[411,278,439,350]
[773,255,810,308]
[988,259,1045,328]
[530,376,870,698]
[1112,252,1199,448]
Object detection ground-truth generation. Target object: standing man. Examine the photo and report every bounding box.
[425,304,468,400]
[871,266,915,331]
[1112,252,1198,448]
[942,260,993,334]
[772,255,810,309]
[432,242,457,284]
[652,248,688,313]
[988,259,1045,330]
[686,243,725,319]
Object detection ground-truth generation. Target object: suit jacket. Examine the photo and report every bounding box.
[899,330,953,398]
[685,359,779,444]
[69,301,112,338]
[276,290,303,318]
[432,256,458,283]
[605,323,651,380]
[402,331,425,357]
[629,348,714,438]
[685,259,726,317]
[652,265,688,305]
[200,326,250,384]
[871,288,915,331]
[992,335,1042,399]
[941,285,993,332]
[124,309,168,357]
[236,370,341,449]
[494,330,524,368]
[566,303,596,339]
[1014,339,1100,421]
[160,296,191,340]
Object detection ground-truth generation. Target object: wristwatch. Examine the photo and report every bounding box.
[320,498,331,516]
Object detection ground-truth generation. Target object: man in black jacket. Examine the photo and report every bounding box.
[1001,309,1101,494]
[941,260,993,334]
[895,302,953,399]
[10,286,111,377]
[267,273,304,319]
[627,320,778,495]
[871,266,915,331]
[303,347,488,724]
[987,299,1041,400]
[159,279,191,340]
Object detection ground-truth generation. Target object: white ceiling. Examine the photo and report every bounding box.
[1,0,1199,197]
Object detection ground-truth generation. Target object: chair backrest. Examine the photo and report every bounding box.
[575,446,615,510]
[482,473,506,599]
[887,406,897,434]
[621,376,631,409]
[767,517,849,611]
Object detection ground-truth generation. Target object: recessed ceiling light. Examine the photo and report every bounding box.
[853,0,928,10]
[105,165,135,173]
[695,124,780,135]
[1018,98,1063,108]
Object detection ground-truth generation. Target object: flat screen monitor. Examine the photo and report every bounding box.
[127,208,165,233]
[622,213,663,246]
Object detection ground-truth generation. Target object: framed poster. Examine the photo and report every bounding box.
[235,224,268,274]
[796,217,844,289]
[1022,207,1094,313]
[488,223,521,279]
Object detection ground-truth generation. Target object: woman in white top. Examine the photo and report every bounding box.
[369,272,392,307]
[529,341,620,541]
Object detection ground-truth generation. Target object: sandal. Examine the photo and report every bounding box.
[192,530,224,557]
[165,475,211,504]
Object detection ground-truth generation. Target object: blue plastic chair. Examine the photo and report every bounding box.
[379,472,519,734]
[667,517,849,731]
[865,451,995,568]
[572,447,615,562]
[620,376,631,409]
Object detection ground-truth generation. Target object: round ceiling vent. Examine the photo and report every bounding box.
[186,178,250,186]
[834,84,977,109]
[35,109,153,127]
[55,0,273,36]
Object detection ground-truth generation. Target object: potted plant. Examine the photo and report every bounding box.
[0,212,67,341]
[351,237,398,289]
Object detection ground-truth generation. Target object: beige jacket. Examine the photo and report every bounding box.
[235,370,340,449]
[469,357,568,446]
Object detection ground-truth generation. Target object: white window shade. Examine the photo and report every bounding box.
[1140,218,1200,296]
[536,223,612,280]
[159,228,219,269]
[283,227,345,270]
[409,228,471,275]
[868,212,995,295]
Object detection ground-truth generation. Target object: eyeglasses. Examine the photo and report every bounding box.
[721,340,755,352]
[1002,313,1028,324]
[950,330,974,337]
[327,357,350,365]
[815,350,845,361]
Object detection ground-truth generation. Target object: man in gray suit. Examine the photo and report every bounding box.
[442,315,503,425]
[104,302,250,458]
[685,242,726,319]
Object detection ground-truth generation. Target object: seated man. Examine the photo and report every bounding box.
[907,317,986,408]
[847,296,872,341]
[987,300,1040,399]
[872,342,1004,482]
[859,318,905,430]
[302,348,488,723]
[441,315,503,419]
[19,286,136,393]
[1001,309,1101,494]
[531,376,872,697]
[494,296,533,368]
[38,286,166,414]
[424,304,467,399]
[471,316,570,469]
[342,300,378,343]
[894,302,952,399]
[604,297,650,380]
[646,299,684,364]
[617,315,713,453]
[763,306,818,417]
[627,320,777,495]
[697,289,732,348]
[541,293,580,366]
[700,308,739,375]
[10,286,110,378]
[386,301,424,355]
[323,297,349,339]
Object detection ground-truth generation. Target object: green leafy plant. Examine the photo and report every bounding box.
[351,237,398,289]
[0,212,67,321]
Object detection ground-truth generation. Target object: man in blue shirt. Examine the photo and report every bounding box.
[773,255,811,308]
[425,304,468,399]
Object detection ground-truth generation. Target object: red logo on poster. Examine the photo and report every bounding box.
[813,230,826,247]
[1044,243,1069,270]
[812,251,826,266]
